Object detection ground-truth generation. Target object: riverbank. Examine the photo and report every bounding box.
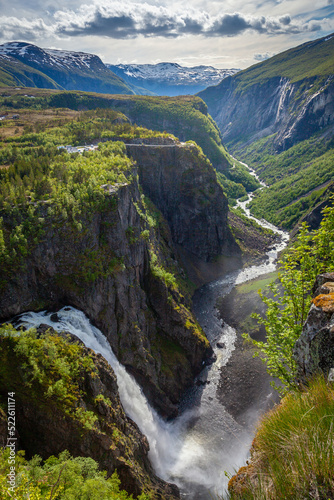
[215,272,281,427]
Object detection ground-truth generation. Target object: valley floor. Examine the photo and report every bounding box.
[216,273,280,427]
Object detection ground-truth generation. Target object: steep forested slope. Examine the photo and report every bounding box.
[199,33,334,229]
[0,87,261,202]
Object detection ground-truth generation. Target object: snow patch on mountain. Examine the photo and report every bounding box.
[108,62,239,86]
[0,42,106,74]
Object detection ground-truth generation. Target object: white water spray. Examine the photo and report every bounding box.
[16,307,185,480]
[16,306,243,498]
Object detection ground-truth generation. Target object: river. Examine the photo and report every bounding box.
[15,161,289,499]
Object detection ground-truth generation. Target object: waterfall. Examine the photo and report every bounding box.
[15,158,290,499]
[16,306,243,498]
[16,307,184,479]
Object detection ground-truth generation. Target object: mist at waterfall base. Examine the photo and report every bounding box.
[17,306,252,498]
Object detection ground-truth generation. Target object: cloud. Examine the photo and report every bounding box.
[53,2,333,38]
[0,1,333,42]
[54,3,211,38]
[254,52,274,61]
[0,16,51,41]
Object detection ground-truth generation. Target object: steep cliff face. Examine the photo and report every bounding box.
[294,272,334,381]
[126,139,238,261]
[199,34,334,151]
[0,325,179,498]
[0,139,238,416]
[200,74,334,151]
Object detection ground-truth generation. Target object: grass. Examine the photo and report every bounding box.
[236,272,278,295]
[228,375,334,500]
[222,34,334,95]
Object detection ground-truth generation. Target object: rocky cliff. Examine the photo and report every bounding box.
[0,139,238,417]
[294,272,334,382]
[200,74,334,152]
[0,324,179,498]
[199,34,334,151]
[126,139,238,261]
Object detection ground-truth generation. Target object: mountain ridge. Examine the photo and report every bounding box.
[198,32,334,150]
[108,62,239,96]
[0,41,135,95]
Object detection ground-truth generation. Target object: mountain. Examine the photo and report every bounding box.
[0,41,135,94]
[107,62,239,96]
[199,33,334,230]
[199,33,334,151]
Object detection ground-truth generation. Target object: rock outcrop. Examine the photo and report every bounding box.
[198,34,334,152]
[200,75,334,152]
[294,272,334,381]
[126,139,239,261]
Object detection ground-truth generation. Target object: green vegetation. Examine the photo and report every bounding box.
[225,34,334,95]
[228,376,334,500]
[0,325,98,429]
[216,172,247,204]
[0,108,182,281]
[0,88,233,170]
[236,272,278,295]
[0,47,134,95]
[150,250,178,289]
[227,201,334,500]
[229,205,274,235]
[244,201,334,394]
[0,88,261,198]
[0,57,61,90]
[0,449,150,499]
[0,137,132,277]
[235,133,334,228]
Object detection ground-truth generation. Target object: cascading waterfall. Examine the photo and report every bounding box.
[16,307,184,480]
[15,160,290,499]
[16,306,241,498]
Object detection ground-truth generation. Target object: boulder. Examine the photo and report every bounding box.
[294,273,334,381]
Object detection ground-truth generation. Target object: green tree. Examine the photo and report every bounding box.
[247,201,334,394]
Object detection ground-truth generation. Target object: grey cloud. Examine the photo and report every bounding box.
[279,15,291,26]
[208,14,250,36]
[55,4,211,39]
[254,52,274,61]
[57,12,136,38]
[0,16,51,41]
[0,2,332,42]
[54,3,330,39]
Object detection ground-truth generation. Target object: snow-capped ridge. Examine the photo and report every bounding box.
[107,62,240,95]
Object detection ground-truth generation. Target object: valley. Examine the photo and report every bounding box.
[0,30,334,500]
[199,32,334,231]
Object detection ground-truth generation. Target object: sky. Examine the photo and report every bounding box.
[0,0,333,69]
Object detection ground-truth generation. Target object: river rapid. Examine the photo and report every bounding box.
[15,161,289,499]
